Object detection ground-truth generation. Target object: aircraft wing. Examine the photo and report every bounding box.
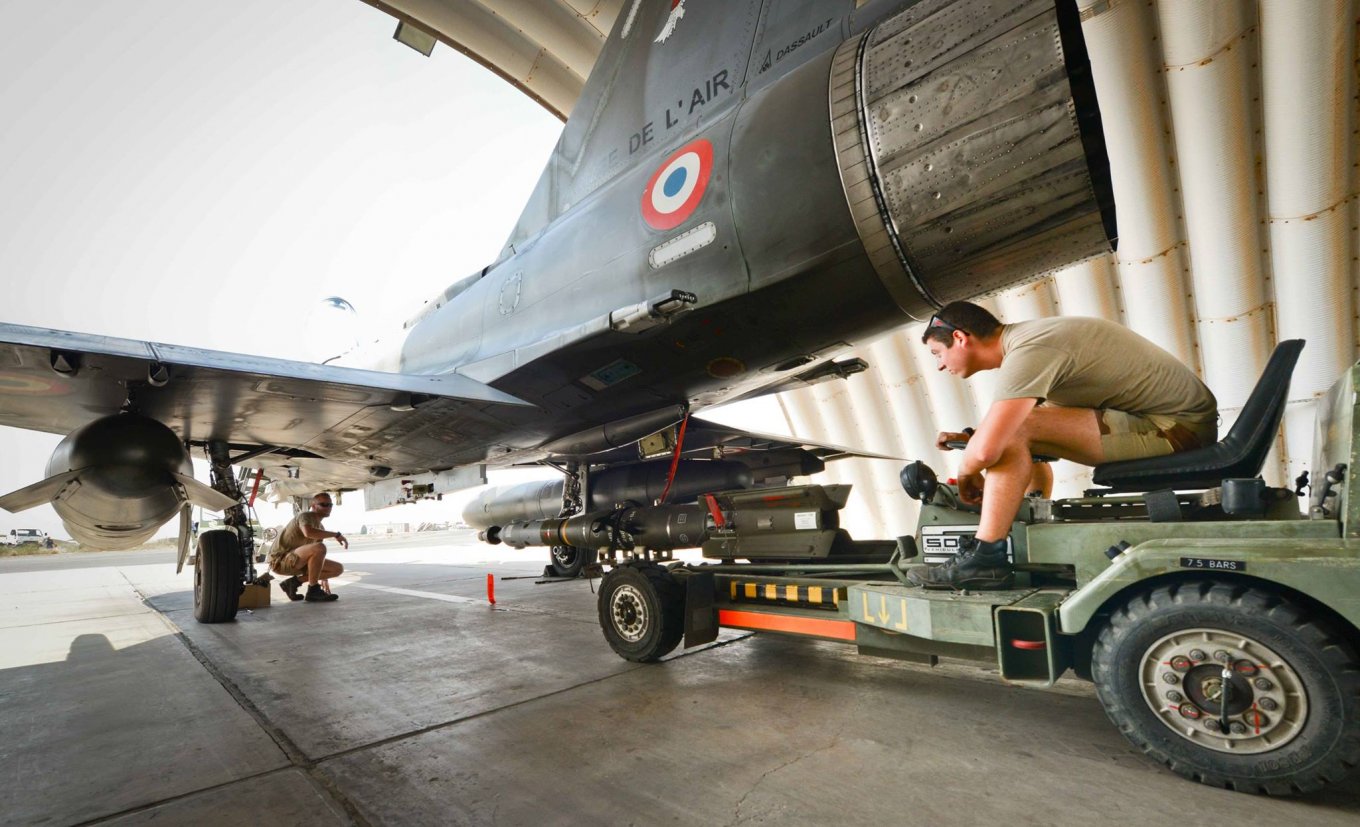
[0,323,533,492]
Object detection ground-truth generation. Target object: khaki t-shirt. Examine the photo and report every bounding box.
[994,318,1216,421]
[274,511,323,560]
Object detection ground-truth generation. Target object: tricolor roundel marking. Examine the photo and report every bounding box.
[641,138,713,231]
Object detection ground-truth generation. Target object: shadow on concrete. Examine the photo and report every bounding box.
[0,628,291,827]
[129,557,1360,824]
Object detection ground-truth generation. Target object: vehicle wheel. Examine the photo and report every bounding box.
[194,529,242,624]
[549,545,597,578]
[1092,580,1360,794]
[598,563,684,662]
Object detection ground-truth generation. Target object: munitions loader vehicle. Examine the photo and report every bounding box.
[526,338,1360,794]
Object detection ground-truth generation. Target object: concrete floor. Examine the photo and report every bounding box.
[3,533,1360,826]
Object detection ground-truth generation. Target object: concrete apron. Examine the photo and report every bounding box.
[4,550,1360,826]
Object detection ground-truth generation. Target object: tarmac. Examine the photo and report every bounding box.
[3,531,1360,826]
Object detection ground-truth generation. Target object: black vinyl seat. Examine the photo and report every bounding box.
[1090,339,1305,493]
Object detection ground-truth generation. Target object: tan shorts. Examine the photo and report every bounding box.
[271,551,305,577]
[1097,410,1217,463]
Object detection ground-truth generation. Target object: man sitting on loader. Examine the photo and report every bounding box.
[910,301,1217,589]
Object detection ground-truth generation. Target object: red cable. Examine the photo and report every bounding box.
[703,494,727,528]
[657,413,690,504]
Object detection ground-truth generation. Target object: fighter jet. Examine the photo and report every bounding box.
[0,0,1114,621]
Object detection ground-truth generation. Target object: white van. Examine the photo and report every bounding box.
[6,528,47,546]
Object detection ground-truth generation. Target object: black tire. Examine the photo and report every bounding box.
[549,545,597,578]
[598,563,684,662]
[194,530,243,623]
[1092,580,1360,794]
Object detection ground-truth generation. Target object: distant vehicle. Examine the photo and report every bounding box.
[5,528,48,546]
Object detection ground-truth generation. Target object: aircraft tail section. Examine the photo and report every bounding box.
[493,0,1112,322]
[499,0,769,257]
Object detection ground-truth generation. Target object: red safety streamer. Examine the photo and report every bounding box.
[657,413,690,504]
[247,468,264,507]
[487,573,496,605]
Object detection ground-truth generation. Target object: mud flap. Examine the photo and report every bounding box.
[683,572,718,648]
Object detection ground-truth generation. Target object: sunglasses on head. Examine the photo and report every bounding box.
[927,314,961,334]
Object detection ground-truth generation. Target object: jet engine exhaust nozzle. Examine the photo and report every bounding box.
[830,0,1116,314]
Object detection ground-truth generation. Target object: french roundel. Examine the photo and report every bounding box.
[641,138,713,231]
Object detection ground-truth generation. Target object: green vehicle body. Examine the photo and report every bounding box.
[701,360,1360,686]
[598,355,1360,793]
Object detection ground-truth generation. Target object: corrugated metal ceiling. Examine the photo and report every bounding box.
[361,0,624,118]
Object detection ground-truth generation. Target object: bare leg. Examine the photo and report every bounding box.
[1023,407,1105,466]
[976,441,1035,541]
[977,407,1103,541]
[306,547,326,586]
[290,542,328,586]
[1028,462,1054,497]
[318,559,343,593]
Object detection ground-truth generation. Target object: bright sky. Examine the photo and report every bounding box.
[0,0,568,536]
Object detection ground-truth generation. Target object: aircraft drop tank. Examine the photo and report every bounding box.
[462,459,755,530]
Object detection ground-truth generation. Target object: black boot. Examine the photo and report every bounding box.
[279,575,303,602]
[907,536,1013,590]
[305,584,339,602]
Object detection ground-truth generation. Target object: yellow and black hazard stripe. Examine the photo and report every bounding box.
[727,580,844,610]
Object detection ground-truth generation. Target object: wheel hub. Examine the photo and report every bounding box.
[610,583,649,643]
[1140,627,1307,754]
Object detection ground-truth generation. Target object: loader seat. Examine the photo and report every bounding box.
[1090,339,1304,493]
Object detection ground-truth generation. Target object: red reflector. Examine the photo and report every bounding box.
[1011,639,1046,650]
[718,609,856,641]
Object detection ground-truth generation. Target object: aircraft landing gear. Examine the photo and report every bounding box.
[547,545,598,578]
[193,530,242,623]
[191,440,256,623]
[538,459,599,578]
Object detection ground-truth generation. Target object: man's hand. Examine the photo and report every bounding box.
[956,471,985,505]
[335,532,349,549]
[936,431,971,451]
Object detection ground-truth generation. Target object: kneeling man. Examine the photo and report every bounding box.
[910,302,1217,589]
[270,492,347,602]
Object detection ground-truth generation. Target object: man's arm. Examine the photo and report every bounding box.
[959,397,1038,475]
[951,397,1037,505]
[300,518,347,548]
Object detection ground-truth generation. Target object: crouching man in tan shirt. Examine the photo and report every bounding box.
[269,493,347,603]
[911,301,1216,590]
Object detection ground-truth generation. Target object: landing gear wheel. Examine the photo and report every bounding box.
[193,529,243,624]
[598,563,684,662]
[1092,581,1360,794]
[548,545,597,578]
